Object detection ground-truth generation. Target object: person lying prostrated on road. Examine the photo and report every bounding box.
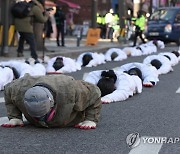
[76,52,105,67]
[143,54,173,75]
[116,62,159,87]
[0,60,46,77]
[46,56,81,74]
[83,70,142,104]
[25,58,46,76]
[0,60,35,78]
[0,66,16,91]
[104,48,127,61]
[159,51,179,66]
[1,74,102,129]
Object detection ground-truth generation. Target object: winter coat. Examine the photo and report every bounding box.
[4,74,101,128]
[14,0,48,33]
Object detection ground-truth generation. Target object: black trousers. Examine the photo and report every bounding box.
[56,25,65,46]
[133,30,146,46]
[17,32,38,60]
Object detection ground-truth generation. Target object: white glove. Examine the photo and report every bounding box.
[101,97,112,104]
[1,118,24,128]
[75,120,96,129]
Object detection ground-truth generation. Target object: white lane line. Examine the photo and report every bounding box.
[129,136,163,154]
[0,117,9,125]
[176,87,180,93]
[0,97,5,103]
[82,73,89,80]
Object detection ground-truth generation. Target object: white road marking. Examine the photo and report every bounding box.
[176,87,180,93]
[0,97,5,103]
[82,73,89,80]
[129,136,163,154]
[0,117,9,125]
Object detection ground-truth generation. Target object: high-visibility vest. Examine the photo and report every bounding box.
[101,16,106,25]
[96,14,102,24]
[132,15,146,31]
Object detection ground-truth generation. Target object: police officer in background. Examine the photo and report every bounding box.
[54,6,66,47]
[132,10,146,46]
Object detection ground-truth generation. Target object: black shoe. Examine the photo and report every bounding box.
[25,59,30,64]
[17,53,24,57]
[34,59,40,64]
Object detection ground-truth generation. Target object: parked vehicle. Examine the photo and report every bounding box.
[145,7,180,45]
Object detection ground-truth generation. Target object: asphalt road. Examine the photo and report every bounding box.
[0,45,180,154]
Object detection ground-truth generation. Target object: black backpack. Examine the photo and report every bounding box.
[11,1,34,18]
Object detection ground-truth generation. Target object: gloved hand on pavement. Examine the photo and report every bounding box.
[143,82,153,87]
[1,118,24,128]
[101,97,112,104]
[74,120,96,130]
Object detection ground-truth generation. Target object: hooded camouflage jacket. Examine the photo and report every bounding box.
[4,74,101,128]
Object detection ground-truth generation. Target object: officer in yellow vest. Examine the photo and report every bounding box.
[132,10,146,46]
[96,13,102,28]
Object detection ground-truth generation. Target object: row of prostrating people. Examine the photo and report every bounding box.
[0,40,175,92]
[83,49,180,104]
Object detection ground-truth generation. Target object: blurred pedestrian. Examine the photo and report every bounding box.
[54,6,66,47]
[1,74,101,129]
[45,17,53,38]
[105,9,114,39]
[132,10,146,46]
[14,0,49,62]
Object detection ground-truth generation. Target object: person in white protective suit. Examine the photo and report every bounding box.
[122,46,143,57]
[143,54,173,75]
[137,43,157,55]
[83,70,142,104]
[158,51,179,66]
[0,60,35,78]
[24,58,46,76]
[76,52,105,67]
[0,66,15,91]
[116,62,159,87]
[104,48,127,61]
[146,40,165,49]
[0,60,46,77]
[46,56,81,74]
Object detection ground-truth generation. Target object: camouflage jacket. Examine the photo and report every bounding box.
[4,74,101,128]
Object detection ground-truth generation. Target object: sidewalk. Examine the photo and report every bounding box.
[0,36,130,61]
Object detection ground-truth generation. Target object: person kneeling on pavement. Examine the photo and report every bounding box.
[1,74,102,129]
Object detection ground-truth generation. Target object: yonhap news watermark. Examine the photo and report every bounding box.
[126,132,180,148]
